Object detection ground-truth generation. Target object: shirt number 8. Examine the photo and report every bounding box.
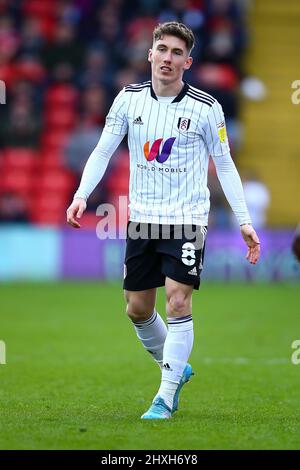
[181,242,196,266]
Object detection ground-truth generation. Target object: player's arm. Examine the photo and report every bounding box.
[66,130,124,228]
[204,101,260,264]
[67,88,128,228]
[212,154,260,264]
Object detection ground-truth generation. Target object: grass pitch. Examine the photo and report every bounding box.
[0,282,299,450]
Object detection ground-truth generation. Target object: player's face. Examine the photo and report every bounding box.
[148,35,193,85]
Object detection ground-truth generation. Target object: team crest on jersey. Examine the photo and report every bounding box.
[177,117,191,132]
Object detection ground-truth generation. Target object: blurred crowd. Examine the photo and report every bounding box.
[0,0,268,227]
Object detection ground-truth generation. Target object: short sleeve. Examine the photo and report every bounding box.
[203,101,230,157]
[104,88,128,136]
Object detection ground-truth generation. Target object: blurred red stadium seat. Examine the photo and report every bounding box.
[41,130,70,151]
[30,210,66,226]
[30,192,67,212]
[29,191,70,226]
[0,63,18,88]
[4,148,38,170]
[16,59,46,83]
[23,0,56,18]
[39,151,65,169]
[45,85,79,108]
[106,172,129,194]
[1,170,33,196]
[37,169,76,193]
[45,109,77,131]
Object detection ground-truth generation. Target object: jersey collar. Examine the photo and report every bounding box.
[150,81,189,103]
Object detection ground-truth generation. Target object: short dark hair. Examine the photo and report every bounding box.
[153,22,195,54]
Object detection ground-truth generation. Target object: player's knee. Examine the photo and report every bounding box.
[125,298,153,322]
[167,292,190,317]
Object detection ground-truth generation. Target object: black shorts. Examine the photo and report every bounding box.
[123,222,207,291]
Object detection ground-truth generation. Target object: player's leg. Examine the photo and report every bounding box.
[124,288,167,369]
[155,279,194,407]
[141,225,206,419]
[141,279,194,419]
[123,223,167,369]
[164,277,194,383]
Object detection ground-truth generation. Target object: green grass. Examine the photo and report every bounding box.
[0,282,300,450]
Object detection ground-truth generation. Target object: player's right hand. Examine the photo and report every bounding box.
[66,197,87,228]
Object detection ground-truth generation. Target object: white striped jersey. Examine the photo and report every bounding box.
[103,81,234,225]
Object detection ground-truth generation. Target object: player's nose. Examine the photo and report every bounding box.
[163,52,172,63]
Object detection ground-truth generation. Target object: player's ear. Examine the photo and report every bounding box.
[183,56,193,71]
[148,49,153,63]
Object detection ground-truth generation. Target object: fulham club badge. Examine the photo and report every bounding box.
[177,117,191,132]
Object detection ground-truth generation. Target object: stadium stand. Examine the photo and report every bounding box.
[0,0,250,226]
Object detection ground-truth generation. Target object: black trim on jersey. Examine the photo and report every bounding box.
[172,81,189,103]
[188,87,215,105]
[150,81,189,103]
[187,92,214,107]
[125,81,151,93]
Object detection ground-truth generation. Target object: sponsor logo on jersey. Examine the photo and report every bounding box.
[177,117,191,131]
[217,121,227,142]
[143,137,176,163]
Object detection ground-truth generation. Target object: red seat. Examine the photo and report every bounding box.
[4,148,38,170]
[45,109,77,131]
[106,171,129,194]
[31,192,68,212]
[37,169,75,193]
[16,59,46,83]
[39,151,65,169]
[30,209,66,226]
[29,189,70,226]
[45,85,79,108]
[23,0,56,18]
[41,130,70,151]
[1,170,33,196]
[0,63,18,88]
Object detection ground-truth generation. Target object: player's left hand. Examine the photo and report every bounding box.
[240,224,260,264]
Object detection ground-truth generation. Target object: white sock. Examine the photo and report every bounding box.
[132,310,167,368]
[155,315,194,409]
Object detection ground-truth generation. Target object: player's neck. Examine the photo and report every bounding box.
[152,78,184,97]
